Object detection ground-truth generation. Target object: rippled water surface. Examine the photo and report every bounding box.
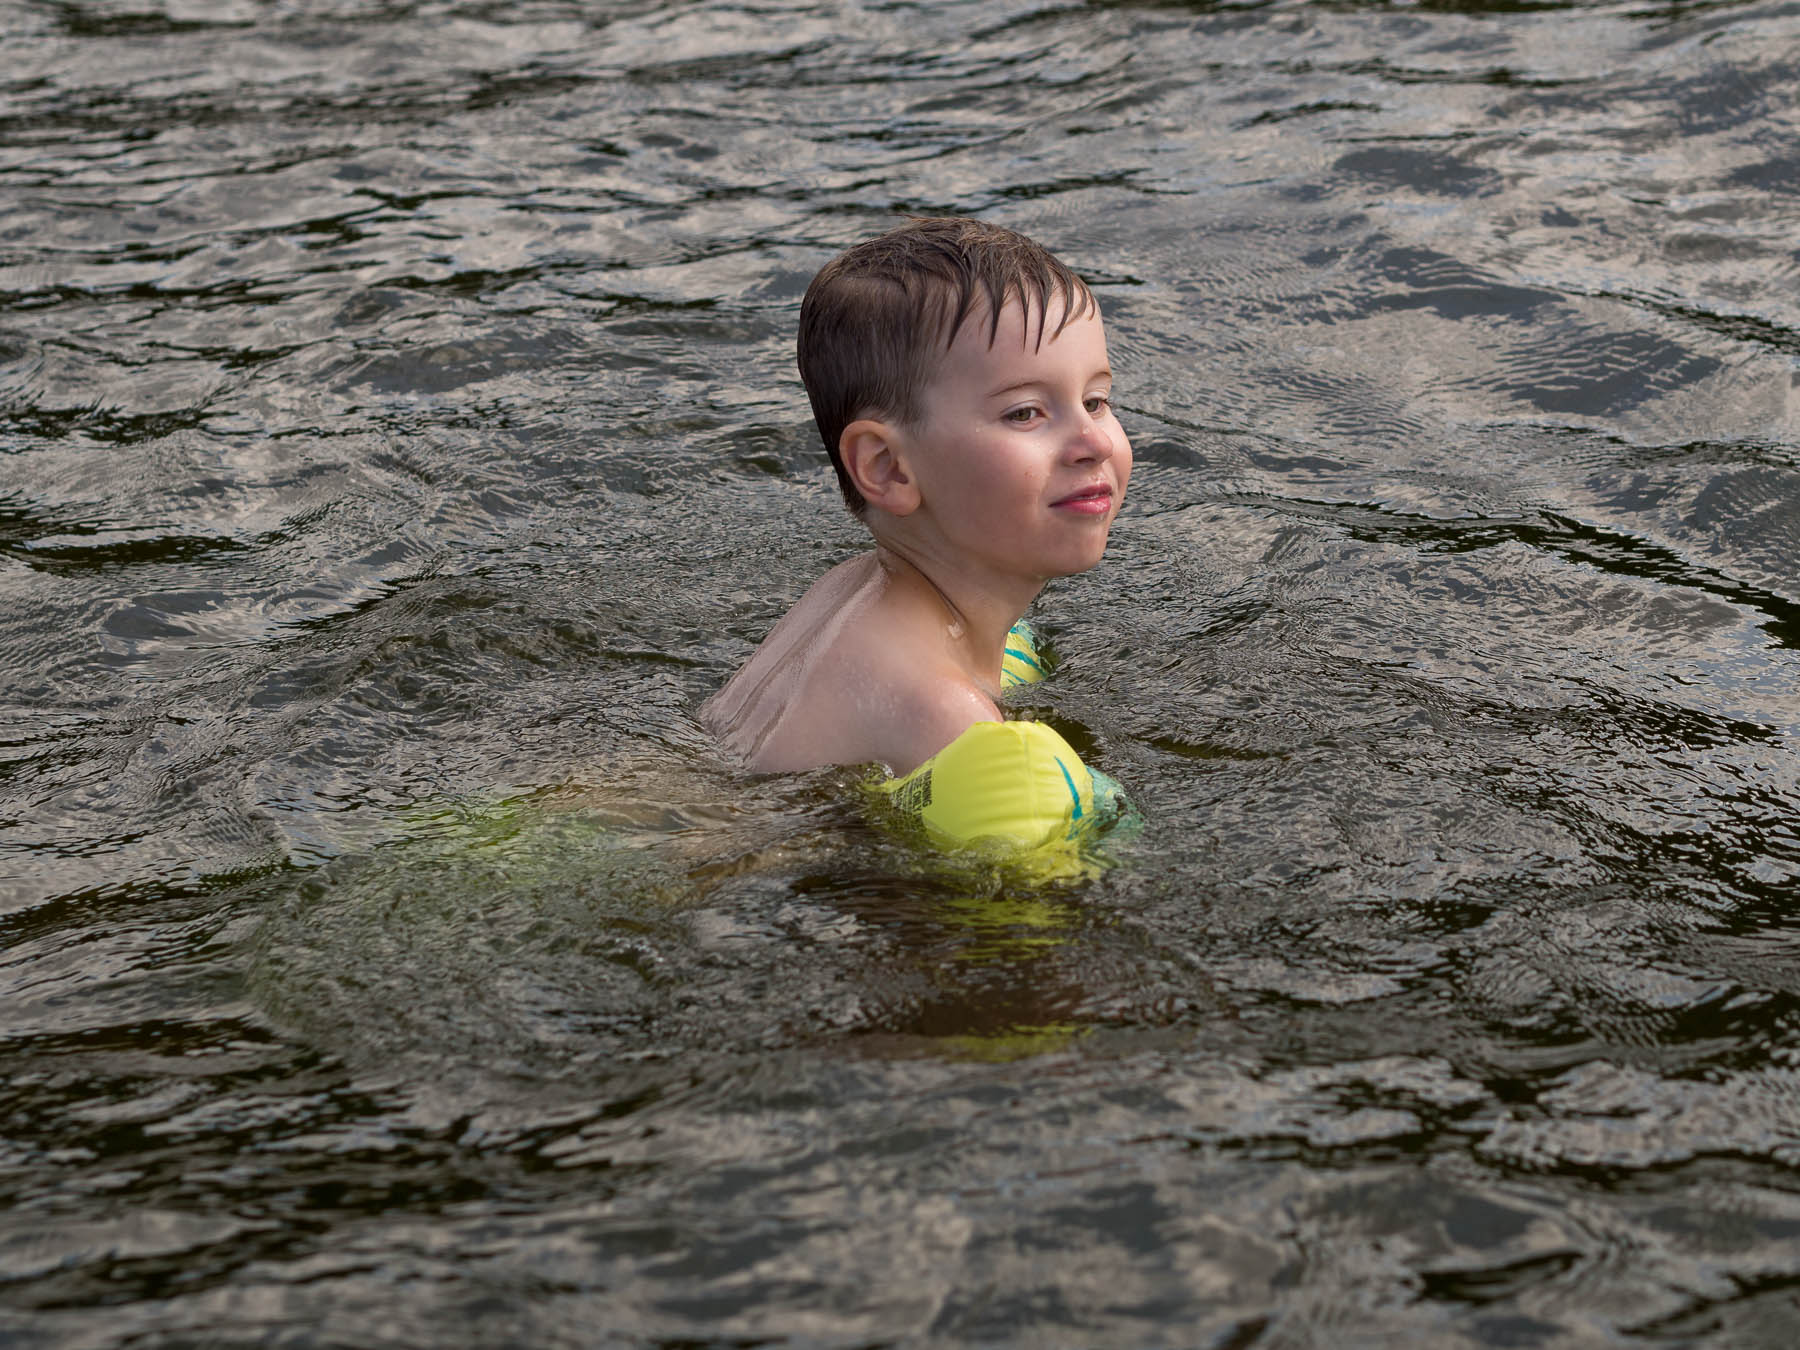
[5,0,1800,1343]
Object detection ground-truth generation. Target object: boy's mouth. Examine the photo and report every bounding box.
[1051,483,1113,513]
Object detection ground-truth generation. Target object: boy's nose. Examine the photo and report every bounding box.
[1068,411,1116,461]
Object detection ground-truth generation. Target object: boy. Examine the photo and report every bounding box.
[704,217,1131,783]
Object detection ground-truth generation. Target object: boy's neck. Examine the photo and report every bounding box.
[873,542,1041,687]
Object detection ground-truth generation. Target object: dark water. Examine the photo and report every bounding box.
[5,0,1800,1343]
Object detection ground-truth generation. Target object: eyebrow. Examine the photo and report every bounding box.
[985,368,1113,399]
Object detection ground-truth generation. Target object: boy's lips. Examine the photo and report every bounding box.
[1051,483,1114,513]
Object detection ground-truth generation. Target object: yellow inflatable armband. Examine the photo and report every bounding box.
[875,719,1131,874]
[869,622,1132,875]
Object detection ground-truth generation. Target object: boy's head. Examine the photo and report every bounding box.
[797,217,1097,516]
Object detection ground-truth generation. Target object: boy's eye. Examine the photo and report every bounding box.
[1004,406,1038,424]
[1084,394,1112,415]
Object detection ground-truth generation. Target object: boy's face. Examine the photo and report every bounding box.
[896,293,1131,584]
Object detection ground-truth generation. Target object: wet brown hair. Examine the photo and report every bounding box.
[796,216,1096,516]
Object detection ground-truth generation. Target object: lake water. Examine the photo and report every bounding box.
[4,0,1800,1344]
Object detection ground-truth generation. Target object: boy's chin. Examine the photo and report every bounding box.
[1045,548,1112,579]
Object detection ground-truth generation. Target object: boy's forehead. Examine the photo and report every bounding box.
[920,298,1108,402]
[942,287,1096,353]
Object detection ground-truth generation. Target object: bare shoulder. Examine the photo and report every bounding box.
[820,571,1008,773]
[702,553,886,769]
[703,550,1004,775]
[880,675,1001,776]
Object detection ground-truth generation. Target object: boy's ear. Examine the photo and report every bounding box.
[840,418,921,516]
